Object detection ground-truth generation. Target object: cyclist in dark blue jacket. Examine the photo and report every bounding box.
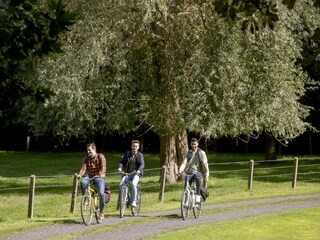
[117,140,145,207]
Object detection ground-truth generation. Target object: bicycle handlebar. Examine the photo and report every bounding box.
[118,170,136,176]
[87,176,99,181]
[76,174,99,181]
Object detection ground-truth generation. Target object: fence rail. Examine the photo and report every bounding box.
[1,157,319,218]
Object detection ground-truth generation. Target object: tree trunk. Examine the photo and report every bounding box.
[159,130,188,184]
[160,134,178,183]
[265,133,277,161]
[175,130,188,166]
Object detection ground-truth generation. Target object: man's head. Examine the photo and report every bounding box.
[131,140,140,154]
[190,138,199,151]
[86,143,97,157]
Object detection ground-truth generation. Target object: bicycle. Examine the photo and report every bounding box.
[180,174,202,220]
[80,176,102,225]
[118,171,141,218]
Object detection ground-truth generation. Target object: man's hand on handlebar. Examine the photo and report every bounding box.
[176,172,183,178]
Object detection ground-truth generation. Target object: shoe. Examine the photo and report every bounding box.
[99,212,104,220]
[131,201,137,208]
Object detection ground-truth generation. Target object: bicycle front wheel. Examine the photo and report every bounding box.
[131,185,141,216]
[94,193,102,224]
[181,190,190,220]
[119,186,127,218]
[81,194,93,225]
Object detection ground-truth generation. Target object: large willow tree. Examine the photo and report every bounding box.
[22,1,136,142]
[23,0,320,182]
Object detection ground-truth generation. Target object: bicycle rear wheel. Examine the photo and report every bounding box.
[81,194,93,225]
[119,186,127,218]
[181,190,190,220]
[94,193,102,224]
[131,185,141,216]
[193,201,201,219]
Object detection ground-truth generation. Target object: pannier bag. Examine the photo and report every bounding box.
[200,186,209,202]
[104,185,111,203]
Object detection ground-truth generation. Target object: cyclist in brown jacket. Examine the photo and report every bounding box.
[77,143,106,220]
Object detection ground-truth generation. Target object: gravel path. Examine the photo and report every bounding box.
[3,194,320,240]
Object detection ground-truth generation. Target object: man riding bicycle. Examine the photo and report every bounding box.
[117,140,145,208]
[178,138,209,203]
[77,143,106,220]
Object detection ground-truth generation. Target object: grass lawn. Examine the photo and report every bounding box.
[0,151,319,238]
[142,207,320,240]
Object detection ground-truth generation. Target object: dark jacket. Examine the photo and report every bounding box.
[118,151,145,176]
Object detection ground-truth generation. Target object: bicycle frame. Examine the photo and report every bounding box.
[180,174,201,220]
[119,171,141,218]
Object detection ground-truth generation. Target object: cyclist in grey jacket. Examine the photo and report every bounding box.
[178,138,209,202]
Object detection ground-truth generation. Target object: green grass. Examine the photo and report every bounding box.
[0,151,319,238]
[142,207,320,240]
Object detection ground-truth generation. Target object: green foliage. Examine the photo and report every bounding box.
[0,0,77,126]
[214,0,295,33]
[21,0,138,139]
[169,1,319,141]
[20,0,320,145]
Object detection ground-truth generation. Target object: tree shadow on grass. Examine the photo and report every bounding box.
[31,218,80,224]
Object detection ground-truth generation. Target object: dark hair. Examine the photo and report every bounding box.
[191,138,199,143]
[86,143,96,151]
[131,140,140,145]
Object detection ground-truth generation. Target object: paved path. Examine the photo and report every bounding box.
[3,194,320,240]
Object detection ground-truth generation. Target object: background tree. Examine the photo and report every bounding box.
[0,0,76,128]
[210,1,319,159]
[21,0,137,146]
[22,0,320,183]
[300,27,320,138]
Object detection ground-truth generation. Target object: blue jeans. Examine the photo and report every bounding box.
[185,172,201,195]
[81,175,105,213]
[119,174,139,204]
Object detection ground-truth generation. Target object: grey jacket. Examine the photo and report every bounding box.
[179,148,209,179]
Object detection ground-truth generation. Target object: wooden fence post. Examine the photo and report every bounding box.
[292,157,299,189]
[248,160,254,191]
[26,136,30,151]
[158,166,167,203]
[28,175,36,218]
[70,173,79,214]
